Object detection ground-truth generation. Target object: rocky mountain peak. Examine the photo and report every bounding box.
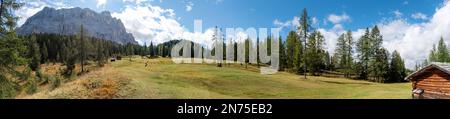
[18,7,137,44]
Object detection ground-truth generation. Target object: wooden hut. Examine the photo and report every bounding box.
[405,63,450,99]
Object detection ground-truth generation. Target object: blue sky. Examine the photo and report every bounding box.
[19,0,442,37]
[15,0,450,69]
[114,0,438,36]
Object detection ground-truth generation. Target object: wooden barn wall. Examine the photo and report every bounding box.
[412,69,450,99]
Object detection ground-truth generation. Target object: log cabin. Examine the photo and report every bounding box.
[405,63,450,99]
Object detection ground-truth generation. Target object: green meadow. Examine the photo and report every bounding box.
[112,57,411,99]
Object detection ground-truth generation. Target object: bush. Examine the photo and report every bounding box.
[36,69,47,84]
[81,79,102,90]
[25,79,37,94]
[0,75,19,98]
[19,67,32,81]
[97,60,106,67]
[80,78,132,99]
[49,76,61,90]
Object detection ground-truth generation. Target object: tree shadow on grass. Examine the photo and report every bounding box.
[318,80,373,85]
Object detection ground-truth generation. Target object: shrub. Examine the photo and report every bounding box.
[49,76,61,90]
[36,69,47,84]
[0,75,19,98]
[91,87,116,99]
[25,79,37,94]
[80,78,132,99]
[19,67,32,81]
[81,79,102,90]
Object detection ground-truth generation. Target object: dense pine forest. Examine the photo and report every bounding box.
[0,0,424,99]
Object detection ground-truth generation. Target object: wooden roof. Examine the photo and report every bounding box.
[405,62,450,81]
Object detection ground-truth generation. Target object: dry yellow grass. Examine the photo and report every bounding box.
[21,64,136,99]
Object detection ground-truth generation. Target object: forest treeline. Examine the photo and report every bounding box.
[416,37,450,69]
[158,9,409,83]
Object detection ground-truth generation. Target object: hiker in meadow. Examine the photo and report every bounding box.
[145,61,149,67]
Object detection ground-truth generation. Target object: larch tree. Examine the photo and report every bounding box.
[40,41,48,64]
[278,36,286,71]
[78,25,86,73]
[356,28,371,80]
[28,33,41,71]
[306,31,325,76]
[298,8,311,79]
[389,50,407,82]
[285,31,300,72]
[436,37,449,62]
[335,30,354,78]
[0,0,25,98]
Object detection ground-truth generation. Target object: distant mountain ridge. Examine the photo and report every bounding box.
[18,7,137,44]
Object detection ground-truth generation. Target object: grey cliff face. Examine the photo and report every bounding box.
[18,7,137,44]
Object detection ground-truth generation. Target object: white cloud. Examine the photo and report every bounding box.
[317,25,365,55]
[307,7,442,69]
[319,1,450,69]
[273,16,299,31]
[393,10,403,18]
[288,1,450,69]
[16,0,71,26]
[322,13,352,48]
[123,0,150,5]
[111,4,215,46]
[311,17,319,25]
[411,12,428,20]
[185,2,194,12]
[378,1,450,69]
[327,13,350,24]
[273,19,289,28]
[96,0,107,8]
[273,14,357,55]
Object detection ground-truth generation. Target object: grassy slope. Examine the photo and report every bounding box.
[114,57,411,99]
[23,64,135,99]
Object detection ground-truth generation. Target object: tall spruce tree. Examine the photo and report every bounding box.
[335,31,354,78]
[278,36,286,71]
[285,31,301,72]
[0,0,25,98]
[369,26,385,81]
[96,40,106,67]
[142,43,148,58]
[78,25,86,73]
[28,33,40,71]
[256,37,260,68]
[429,44,437,62]
[373,48,390,82]
[40,42,48,64]
[306,31,325,76]
[436,37,449,62]
[344,31,354,77]
[298,8,311,79]
[389,50,406,82]
[356,28,371,80]
[149,41,154,57]
[63,37,78,77]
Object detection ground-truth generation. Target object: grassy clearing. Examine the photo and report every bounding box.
[112,57,411,99]
[23,56,410,99]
